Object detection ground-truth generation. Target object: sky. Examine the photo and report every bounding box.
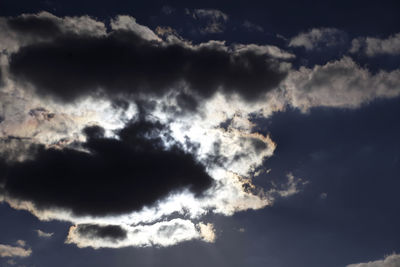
[0,1,400,267]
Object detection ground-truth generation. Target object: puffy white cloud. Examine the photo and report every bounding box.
[289,28,347,50]
[280,56,400,110]
[198,222,216,243]
[0,243,31,258]
[346,253,400,267]
[350,33,400,56]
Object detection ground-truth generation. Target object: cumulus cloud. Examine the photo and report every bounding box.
[289,27,347,50]
[280,56,400,110]
[350,33,400,56]
[0,243,31,258]
[198,222,216,243]
[346,253,400,267]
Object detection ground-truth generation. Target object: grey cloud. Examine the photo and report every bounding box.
[0,243,31,258]
[347,253,400,267]
[6,13,287,105]
[281,56,400,110]
[193,9,228,21]
[75,224,127,242]
[242,20,264,32]
[192,9,229,34]
[161,5,176,15]
[350,33,400,56]
[0,12,106,53]
[289,27,347,51]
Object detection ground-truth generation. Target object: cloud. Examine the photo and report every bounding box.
[346,253,400,267]
[232,44,295,59]
[198,222,216,243]
[161,5,175,15]
[242,20,264,32]
[15,241,25,247]
[280,56,400,110]
[36,229,54,238]
[0,243,31,258]
[1,119,213,216]
[192,9,228,34]
[66,219,210,248]
[74,224,127,242]
[6,12,386,250]
[7,14,287,105]
[289,28,347,51]
[350,33,400,56]
[0,11,106,53]
[110,15,160,41]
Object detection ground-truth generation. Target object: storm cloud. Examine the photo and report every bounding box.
[7,13,287,104]
[75,224,128,242]
[1,118,213,216]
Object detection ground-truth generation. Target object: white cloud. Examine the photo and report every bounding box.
[232,44,295,59]
[0,243,31,258]
[36,229,54,238]
[280,56,400,110]
[110,15,161,41]
[15,240,25,247]
[289,28,346,50]
[198,222,216,243]
[350,33,400,56]
[346,253,400,267]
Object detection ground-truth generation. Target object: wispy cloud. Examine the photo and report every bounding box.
[36,229,54,238]
[289,28,347,50]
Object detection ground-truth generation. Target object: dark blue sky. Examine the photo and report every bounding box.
[1,1,400,267]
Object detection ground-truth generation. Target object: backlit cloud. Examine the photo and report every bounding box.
[1,12,400,250]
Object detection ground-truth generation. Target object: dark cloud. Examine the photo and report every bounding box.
[1,118,213,216]
[75,224,127,241]
[7,13,62,39]
[8,16,286,104]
